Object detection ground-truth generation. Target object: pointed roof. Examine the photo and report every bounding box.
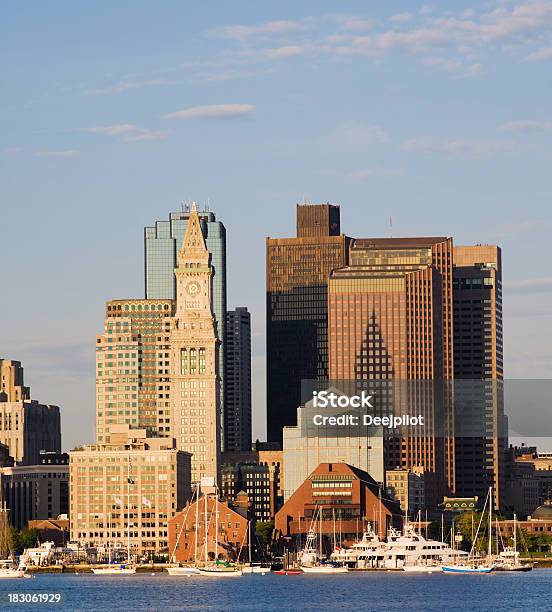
[178,202,209,265]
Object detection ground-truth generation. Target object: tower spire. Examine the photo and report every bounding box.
[178,202,208,265]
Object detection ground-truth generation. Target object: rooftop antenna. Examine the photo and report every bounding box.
[389,216,393,238]
[206,197,210,212]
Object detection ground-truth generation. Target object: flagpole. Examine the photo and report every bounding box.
[127,452,131,564]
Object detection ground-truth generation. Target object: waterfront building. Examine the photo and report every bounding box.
[69,424,191,558]
[282,398,384,501]
[1,452,69,529]
[327,237,455,506]
[27,518,70,547]
[144,207,227,447]
[266,203,349,443]
[221,448,283,519]
[168,494,248,563]
[95,299,174,443]
[0,359,61,464]
[515,449,552,507]
[274,462,401,543]
[498,499,552,538]
[168,205,221,485]
[453,245,506,509]
[225,308,252,452]
[385,467,425,515]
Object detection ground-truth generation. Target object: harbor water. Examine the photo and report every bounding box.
[0,568,550,611]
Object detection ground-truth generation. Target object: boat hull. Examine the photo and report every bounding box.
[403,565,442,573]
[166,566,201,576]
[300,565,348,574]
[91,566,136,575]
[197,567,242,577]
[442,565,493,574]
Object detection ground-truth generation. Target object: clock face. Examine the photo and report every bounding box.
[186,281,201,296]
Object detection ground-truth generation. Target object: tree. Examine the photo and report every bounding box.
[11,528,39,554]
[255,521,274,547]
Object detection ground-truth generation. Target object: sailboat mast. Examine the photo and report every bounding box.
[127,452,131,563]
[489,487,493,559]
[215,489,219,562]
[204,493,208,565]
[194,485,199,564]
[514,513,517,556]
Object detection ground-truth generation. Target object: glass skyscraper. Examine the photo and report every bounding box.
[144,207,227,446]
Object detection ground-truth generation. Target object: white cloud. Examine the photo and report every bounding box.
[500,119,552,131]
[164,104,255,120]
[401,137,513,157]
[390,12,413,23]
[35,150,79,158]
[212,20,306,41]
[84,79,172,96]
[78,124,168,142]
[526,46,552,60]
[337,18,373,32]
[462,62,484,77]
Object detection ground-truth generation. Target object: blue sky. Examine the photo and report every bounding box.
[2,1,552,450]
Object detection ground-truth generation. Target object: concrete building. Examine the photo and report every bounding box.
[225,308,252,452]
[385,468,425,516]
[327,237,455,506]
[1,454,69,529]
[283,398,384,501]
[144,208,227,447]
[95,298,174,443]
[70,425,191,557]
[0,360,29,402]
[275,463,401,545]
[266,203,349,443]
[168,494,248,563]
[169,204,221,485]
[0,359,61,465]
[453,245,506,508]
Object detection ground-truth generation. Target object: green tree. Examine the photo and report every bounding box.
[10,528,39,554]
[255,521,274,547]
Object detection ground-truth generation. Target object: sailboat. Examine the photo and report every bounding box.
[494,514,533,572]
[0,502,29,579]
[442,487,495,574]
[298,509,347,574]
[241,521,270,574]
[92,453,136,575]
[196,491,242,577]
[167,486,201,576]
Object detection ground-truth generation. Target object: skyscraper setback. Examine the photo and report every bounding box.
[266,203,349,443]
[328,237,455,504]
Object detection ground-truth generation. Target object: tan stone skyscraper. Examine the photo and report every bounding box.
[169,204,221,485]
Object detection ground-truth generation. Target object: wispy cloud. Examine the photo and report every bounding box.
[164,103,255,120]
[195,69,272,83]
[35,149,79,158]
[506,277,552,293]
[499,119,552,132]
[211,20,306,41]
[526,46,552,61]
[242,45,306,61]
[390,12,414,23]
[78,124,168,142]
[401,137,513,157]
[84,78,173,96]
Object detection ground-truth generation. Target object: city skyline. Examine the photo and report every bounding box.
[2,1,552,451]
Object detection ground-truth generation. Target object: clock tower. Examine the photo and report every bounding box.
[169,203,221,485]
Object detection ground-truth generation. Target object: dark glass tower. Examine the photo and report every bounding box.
[266,203,348,443]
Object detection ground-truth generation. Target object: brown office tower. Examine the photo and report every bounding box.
[266,203,348,443]
[453,245,506,508]
[328,237,455,506]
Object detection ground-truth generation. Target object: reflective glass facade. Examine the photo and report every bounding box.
[144,209,227,446]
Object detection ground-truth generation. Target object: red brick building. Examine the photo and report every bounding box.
[168,495,249,563]
[275,463,401,547]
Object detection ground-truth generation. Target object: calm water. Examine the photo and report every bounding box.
[0,569,551,612]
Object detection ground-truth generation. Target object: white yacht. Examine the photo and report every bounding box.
[330,525,385,568]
